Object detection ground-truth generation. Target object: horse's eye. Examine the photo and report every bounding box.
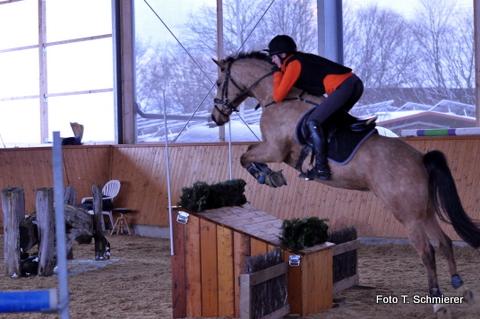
[216,80,221,87]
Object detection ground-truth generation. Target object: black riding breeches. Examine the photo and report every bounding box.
[308,74,364,124]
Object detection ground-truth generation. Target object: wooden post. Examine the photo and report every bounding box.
[64,186,77,206]
[1,187,25,278]
[171,211,187,318]
[92,185,108,260]
[92,185,104,231]
[36,188,56,276]
[239,274,252,319]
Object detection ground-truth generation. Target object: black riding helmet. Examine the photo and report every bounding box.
[268,35,297,56]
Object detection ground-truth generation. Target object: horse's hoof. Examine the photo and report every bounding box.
[463,288,474,304]
[433,304,451,319]
[451,274,463,289]
[265,170,287,188]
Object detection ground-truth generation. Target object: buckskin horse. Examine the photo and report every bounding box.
[211,51,479,313]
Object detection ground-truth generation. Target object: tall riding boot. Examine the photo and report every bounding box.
[306,120,331,180]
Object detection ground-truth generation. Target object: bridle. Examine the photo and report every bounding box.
[214,60,274,118]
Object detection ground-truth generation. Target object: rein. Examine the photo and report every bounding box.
[254,91,322,110]
[214,60,274,117]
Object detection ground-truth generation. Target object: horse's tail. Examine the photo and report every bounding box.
[423,150,480,248]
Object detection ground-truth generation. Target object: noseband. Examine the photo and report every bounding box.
[214,60,273,118]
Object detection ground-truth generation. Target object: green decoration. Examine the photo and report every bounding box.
[279,217,329,251]
[179,179,247,212]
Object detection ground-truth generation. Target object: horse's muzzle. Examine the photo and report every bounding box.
[211,114,224,126]
[211,114,219,126]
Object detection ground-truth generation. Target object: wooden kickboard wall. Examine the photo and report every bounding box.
[0,136,479,240]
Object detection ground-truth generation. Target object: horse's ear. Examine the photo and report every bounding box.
[212,58,225,70]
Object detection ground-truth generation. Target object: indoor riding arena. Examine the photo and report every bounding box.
[1,1,480,319]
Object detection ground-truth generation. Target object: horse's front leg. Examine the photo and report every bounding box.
[240,142,287,188]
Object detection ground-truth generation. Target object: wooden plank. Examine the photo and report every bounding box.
[333,274,359,294]
[36,188,55,276]
[267,244,277,252]
[217,225,234,317]
[185,214,202,317]
[250,238,268,257]
[200,218,218,317]
[170,215,186,318]
[1,187,24,277]
[284,251,303,315]
[301,248,333,315]
[239,274,251,319]
[248,262,287,286]
[302,242,335,254]
[260,305,290,319]
[332,240,360,256]
[234,231,250,318]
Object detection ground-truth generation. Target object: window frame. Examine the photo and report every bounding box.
[0,0,116,146]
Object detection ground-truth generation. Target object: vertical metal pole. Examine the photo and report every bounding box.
[163,104,174,256]
[39,0,49,143]
[217,0,226,143]
[228,121,233,179]
[474,0,480,125]
[52,132,69,319]
[115,0,136,144]
[317,0,344,64]
[317,0,325,57]
[111,0,122,143]
[216,0,232,179]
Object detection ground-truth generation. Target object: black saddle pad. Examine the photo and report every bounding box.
[296,109,377,164]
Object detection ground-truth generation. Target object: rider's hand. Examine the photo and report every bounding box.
[271,55,282,68]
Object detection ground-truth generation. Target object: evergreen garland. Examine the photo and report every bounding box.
[279,217,329,251]
[178,179,247,212]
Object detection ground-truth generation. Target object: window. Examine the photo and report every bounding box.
[344,0,475,136]
[134,0,319,143]
[134,0,475,143]
[0,0,114,147]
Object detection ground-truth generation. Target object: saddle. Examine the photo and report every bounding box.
[295,110,377,168]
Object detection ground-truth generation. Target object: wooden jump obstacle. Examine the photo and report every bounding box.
[171,204,339,318]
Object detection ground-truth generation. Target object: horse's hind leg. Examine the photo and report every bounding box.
[424,216,461,287]
[425,216,475,303]
[240,142,287,187]
[405,222,455,317]
[406,222,441,297]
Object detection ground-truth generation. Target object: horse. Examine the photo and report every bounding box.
[211,51,480,312]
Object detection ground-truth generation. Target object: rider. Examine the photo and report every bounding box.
[268,34,364,181]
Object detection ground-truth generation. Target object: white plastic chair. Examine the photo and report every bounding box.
[81,180,121,230]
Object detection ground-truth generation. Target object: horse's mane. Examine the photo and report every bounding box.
[224,51,272,64]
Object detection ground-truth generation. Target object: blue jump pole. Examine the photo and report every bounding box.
[0,289,57,313]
